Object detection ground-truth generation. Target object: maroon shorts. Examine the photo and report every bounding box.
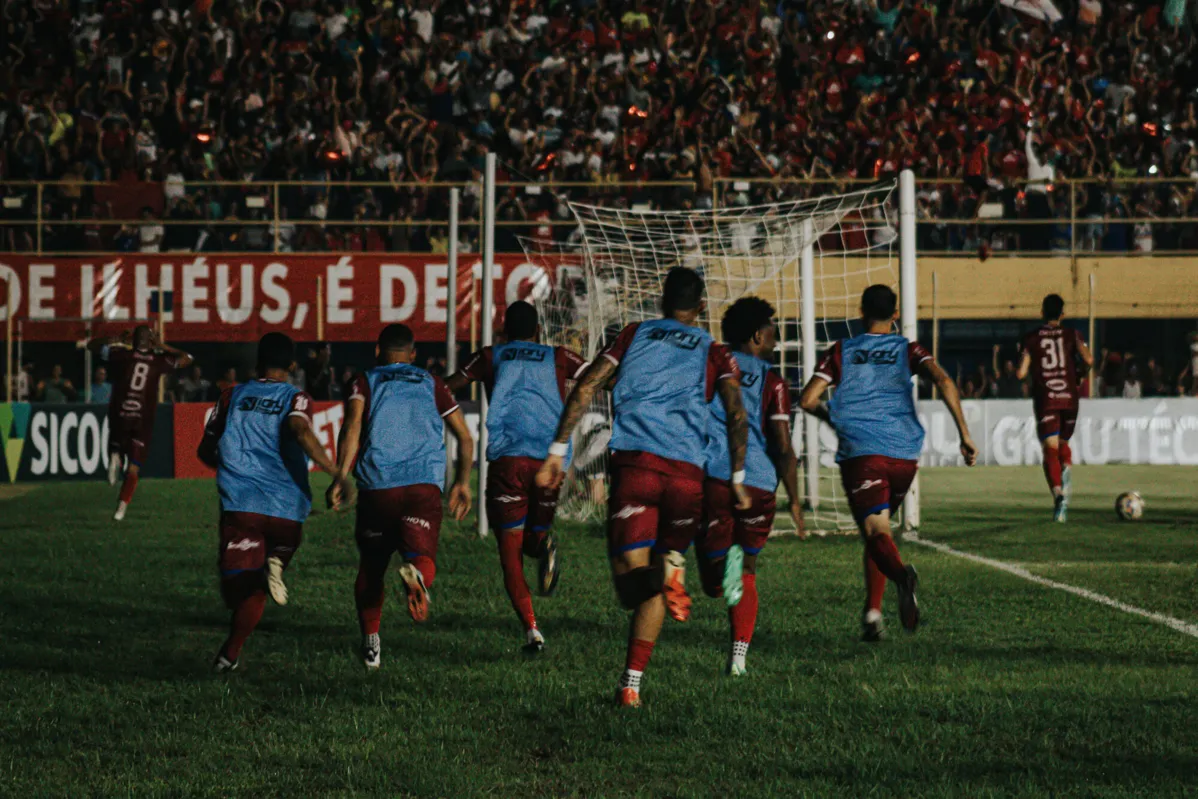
[696,479,777,559]
[606,464,703,558]
[1035,406,1078,442]
[218,511,303,576]
[839,455,918,523]
[109,413,151,465]
[355,484,443,562]
[485,456,561,535]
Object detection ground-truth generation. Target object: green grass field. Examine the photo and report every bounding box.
[2,466,1197,798]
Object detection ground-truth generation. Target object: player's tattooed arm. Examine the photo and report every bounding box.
[536,356,618,490]
[797,377,833,426]
[444,371,471,393]
[1076,334,1095,368]
[327,397,365,510]
[149,330,194,369]
[919,360,978,466]
[443,408,475,521]
[716,376,753,511]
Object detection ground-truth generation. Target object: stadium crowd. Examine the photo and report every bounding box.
[2,0,1198,253]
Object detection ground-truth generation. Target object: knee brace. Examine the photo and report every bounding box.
[613,566,663,609]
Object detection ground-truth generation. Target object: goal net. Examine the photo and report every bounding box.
[522,179,908,535]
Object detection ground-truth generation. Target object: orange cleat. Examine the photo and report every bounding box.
[662,551,691,622]
[616,687,642,708]
[398,562,430,623]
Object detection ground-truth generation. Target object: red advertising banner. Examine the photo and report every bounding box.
[174,400,344,479]
[0,254,560,342]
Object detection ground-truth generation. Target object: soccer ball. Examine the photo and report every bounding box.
[1115,491,1145,521]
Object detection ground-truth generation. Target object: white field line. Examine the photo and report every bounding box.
[907,534,1198,640]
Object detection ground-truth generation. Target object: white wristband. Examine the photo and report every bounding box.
[732,470,746,485]
[548,442,569,458]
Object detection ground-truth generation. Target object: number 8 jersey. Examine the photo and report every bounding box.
[1021,325,1085,412]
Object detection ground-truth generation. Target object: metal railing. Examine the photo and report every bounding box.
[1,177,1197,257]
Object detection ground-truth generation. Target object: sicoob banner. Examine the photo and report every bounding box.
[0,254,558,342]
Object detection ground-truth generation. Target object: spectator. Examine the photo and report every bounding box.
[37,365,76,403]
[177,365,212,402]
[90,366,113,404]
[304,344,334,400]
[1143,358,1168,397]
[1122,360,1143,399]
[1099,349,1124,397]
[12,363,34,402]
[992,345,1025,399]
[138,207,165,253]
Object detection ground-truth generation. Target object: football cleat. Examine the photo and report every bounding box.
[897,565,920,633]
[398,562,430,623]
[267,556,289,606]
[662,550,692,622]
[523,627,545,654]
[862,609,884,642]
[726,660,747,677]
[361,633,381,669]
[107,455,122,486]
[616,687,642,708]
[1053,494,1068,523]
[537,534,561,596]
[113,501,128,522]
[212,651,239,674]
[1061,465,1072,498]
[722,544,745,608]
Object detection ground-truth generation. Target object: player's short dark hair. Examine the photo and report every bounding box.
[377,323,414,353]
[861,284,898,323]
[1042,293,1065,321]
[257,332,295,372]
[504,300,538,340]
[661,267,705,315]
[722,296,776,349]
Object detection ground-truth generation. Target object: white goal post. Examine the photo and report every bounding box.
[512,171,919,536]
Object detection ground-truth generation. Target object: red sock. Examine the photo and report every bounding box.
[410,555,436,588]
[223,590,266,660]
[864,551,886,612]
[728,574,758,644]
[1059,440,1072,469]
[865,533,907,584]
[1043,448,1063,494]
[355,562,386,636]
[498,530,537,631]
[625,637,655,673]
[118,472,139,504]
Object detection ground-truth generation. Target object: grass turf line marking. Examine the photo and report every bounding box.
[908,534,1198,640]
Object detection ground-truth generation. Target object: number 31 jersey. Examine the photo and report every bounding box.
[1022,325,1085,411]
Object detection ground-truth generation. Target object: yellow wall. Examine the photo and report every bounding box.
[919,256,1198,319]
[701,255,1198,320]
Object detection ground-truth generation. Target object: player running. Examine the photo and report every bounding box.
[446,301,587,653]
[197,333,343,672]
[88,326,193,521]
[1016,293,1094,522]
[537,267,751,707]
[798,285,977,642]
[697,297,804,677]
[328,324,474,670]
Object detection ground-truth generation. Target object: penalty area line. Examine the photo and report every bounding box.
[907,534,1198,641]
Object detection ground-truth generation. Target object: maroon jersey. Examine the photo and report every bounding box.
[108,347,182,421]
[1022,325,1086,411]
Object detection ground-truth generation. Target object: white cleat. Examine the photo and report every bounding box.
[523,627,545,654]
[213,652,239,674]
[113,501,128,522]
[727,660,747,678]
[267,556,288,606]
[107,455,122,486]
[361,633,381,669]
